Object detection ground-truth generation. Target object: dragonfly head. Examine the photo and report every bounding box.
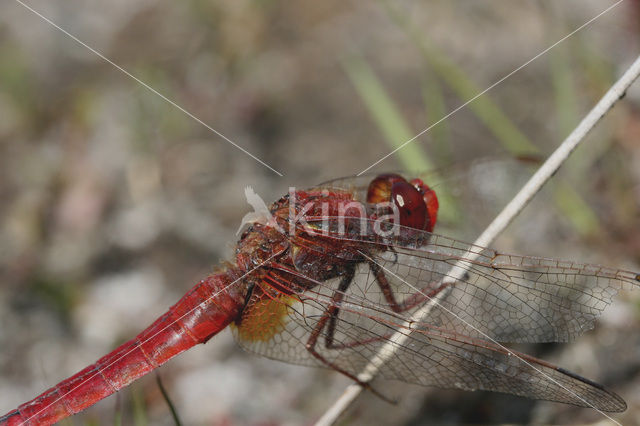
[366,174,439,232]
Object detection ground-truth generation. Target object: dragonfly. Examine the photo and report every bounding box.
[1,171,639,425]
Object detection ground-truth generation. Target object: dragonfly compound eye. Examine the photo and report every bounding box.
[390,181,429,230]
[409,178,439,232]
[366,173,406,204]
[367,174,439,232]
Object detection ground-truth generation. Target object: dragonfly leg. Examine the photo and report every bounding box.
[319,259,449,351]
[324,265,355,348]
[263,262,384,351]
[304,266,392,401]
[368,259,450,313]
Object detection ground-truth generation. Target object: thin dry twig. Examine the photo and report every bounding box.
[156,373,183,426]
[314,54,640,426]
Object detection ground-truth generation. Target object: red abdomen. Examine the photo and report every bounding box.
[1,271,246,426]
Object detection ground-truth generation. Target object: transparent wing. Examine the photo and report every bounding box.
[232,217,637,411]
[314,157,540,239]
[298,217,639,343]
[315,157,538,197]
[232,262,628,412]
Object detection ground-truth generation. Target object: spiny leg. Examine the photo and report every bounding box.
[318,256,452,351]
[368,258,450,313]
[304,266,392,400]
[313,250,452,352]
[304,256,449,399]
[325,265,355,347]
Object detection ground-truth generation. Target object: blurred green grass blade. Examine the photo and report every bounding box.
[60,417,77,426]
[426,50,539,156]
[0,44,35,119]
[114,403,123,426]
[132,65,191,151]
[572,37,617,172]
[29,278,78,325]
[577,38,615,94]
[382,1,602,237]
[549,36,601,237]
[421,69,452,162]
[343,56,433,172]
[550,41,578,136]
[343,56,459,222]
[382,1,538,156]
[553,181,601,236]
[132,385,148,426]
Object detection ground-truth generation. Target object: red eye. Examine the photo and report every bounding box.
[391,181,428,230]
[367,174,439,232]
[409,178,439,232]
[366,173,405,204]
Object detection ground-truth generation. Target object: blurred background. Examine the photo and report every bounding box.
[1,0,639,424]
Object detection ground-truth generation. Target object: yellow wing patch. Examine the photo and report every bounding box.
[232,294,297,342]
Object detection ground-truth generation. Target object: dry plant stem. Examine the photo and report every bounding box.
[314,54,640,426]
[156,374,183,426]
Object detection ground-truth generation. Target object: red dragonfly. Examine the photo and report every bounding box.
[1,172,639,425]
